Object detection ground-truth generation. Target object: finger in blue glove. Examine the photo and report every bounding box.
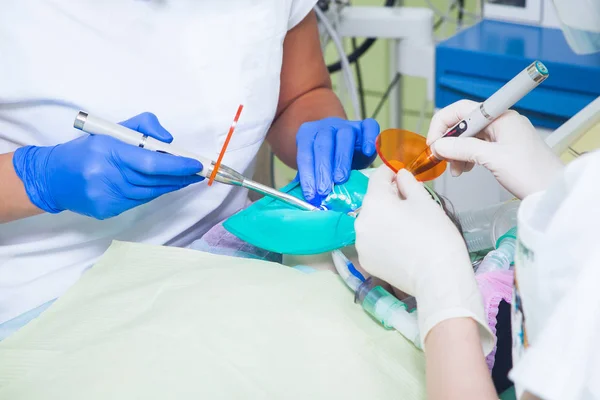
[120,112,173,143]
[296,117,379,205]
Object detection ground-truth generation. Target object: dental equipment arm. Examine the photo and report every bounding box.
[545,96,600,155]
[74,112,317,212]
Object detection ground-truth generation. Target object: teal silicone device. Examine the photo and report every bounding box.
[224,171,369,255]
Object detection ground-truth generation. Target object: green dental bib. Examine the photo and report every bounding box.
[224,171,369,255]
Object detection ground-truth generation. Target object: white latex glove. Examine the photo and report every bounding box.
[427,99,564,199]
[355,165,494,354]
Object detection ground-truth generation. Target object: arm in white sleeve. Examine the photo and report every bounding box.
[288,0,318,30]
[509,251,600,400]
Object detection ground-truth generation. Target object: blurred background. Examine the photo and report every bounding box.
[260,0,600,201]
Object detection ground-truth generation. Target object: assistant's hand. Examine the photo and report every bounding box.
[427,100,564,199]
[13,112,204,220]
[355,166,494,353]
[296,117,379,204]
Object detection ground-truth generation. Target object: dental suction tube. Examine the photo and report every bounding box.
[408,60,549,175]
[74,111,215,178]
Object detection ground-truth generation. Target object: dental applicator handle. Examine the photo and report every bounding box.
[407,61,549,176]
[443,60,549,139]
[74,111,215,178]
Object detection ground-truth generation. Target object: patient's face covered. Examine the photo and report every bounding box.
[224,171,369,255]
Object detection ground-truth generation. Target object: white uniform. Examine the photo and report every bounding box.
[510,150,600,399]
[0,0,316,325]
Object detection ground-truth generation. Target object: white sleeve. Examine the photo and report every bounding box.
[509,252,600,400]
[288,0,318,30]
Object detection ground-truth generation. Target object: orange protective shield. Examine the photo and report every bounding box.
[375,128,447,182]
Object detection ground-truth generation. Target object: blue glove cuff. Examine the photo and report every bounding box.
[13,146,63,214]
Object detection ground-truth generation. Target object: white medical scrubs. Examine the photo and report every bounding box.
[509,150,600,399]
[0,0,317,325]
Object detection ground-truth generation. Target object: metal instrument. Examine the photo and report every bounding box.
[74,111,318,211]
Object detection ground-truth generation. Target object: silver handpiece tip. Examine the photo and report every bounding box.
[74,111,88,130]
[527,61,549,84]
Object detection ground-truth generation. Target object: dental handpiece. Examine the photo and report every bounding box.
[73,111,318,211]
[74,111,216,178]
[408,60,549,176]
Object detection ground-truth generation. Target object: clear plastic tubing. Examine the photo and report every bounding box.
[354,278,421,349]
[459,200,520,252]
[331,250,362,292]
[459,202,506,232]
[463,231,495,254]
[331,251,421,348]
[476,227,517,275]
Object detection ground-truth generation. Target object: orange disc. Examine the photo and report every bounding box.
[375,128,447,182]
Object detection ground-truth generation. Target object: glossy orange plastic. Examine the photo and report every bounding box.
[375,128,447,182]
[208,104,244,186]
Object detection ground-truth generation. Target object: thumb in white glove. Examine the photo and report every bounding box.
[427,100,564,199]
[355,165,494,354]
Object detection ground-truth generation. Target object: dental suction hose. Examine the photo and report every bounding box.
[331,251,420,347]
[331,250,363,292]
[460,200,520,253]
[475,227,518,275]
[355,277,421,349]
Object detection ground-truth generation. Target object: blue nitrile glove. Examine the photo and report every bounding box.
[13,112,204,220]
[296,117,379,205]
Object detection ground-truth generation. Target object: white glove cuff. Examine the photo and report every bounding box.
[419,308,496,356]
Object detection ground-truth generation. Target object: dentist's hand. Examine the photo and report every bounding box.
[13,112,204,220]
[355,166,494,353]
[428,100,564,199]
[296,117,379,205]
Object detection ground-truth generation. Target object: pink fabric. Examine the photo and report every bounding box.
[476,269,514,371]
